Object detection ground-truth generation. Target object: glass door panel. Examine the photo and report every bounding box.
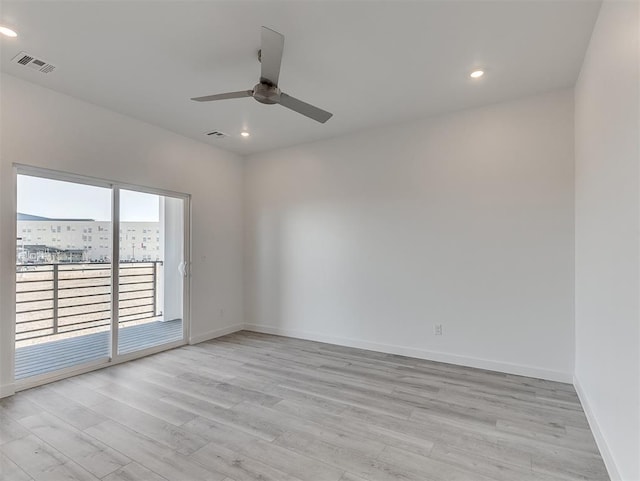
[117,189,185,355]
[15,174,113,380]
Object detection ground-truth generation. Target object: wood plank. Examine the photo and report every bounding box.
[89,399,208,455]
[20,387,107,431]
[0,434,99,481]
[102,462,169,481]
[0,451,33,481]
[0,410,30,445]
[85,420,225,481]
[19,411,130,478]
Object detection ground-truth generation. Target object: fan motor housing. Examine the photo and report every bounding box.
[253,83,280,105]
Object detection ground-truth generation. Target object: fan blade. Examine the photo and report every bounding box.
[191,90,253,102]
[278,93,333,123]
[260,27,284,86]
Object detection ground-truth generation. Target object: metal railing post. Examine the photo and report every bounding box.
[152,261,157,316]
[52,264,59,335]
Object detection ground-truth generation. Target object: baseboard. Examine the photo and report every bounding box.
[189,323,244,345]
[0,383,15,399]
[574,375,622,481]
[243,324,573,383]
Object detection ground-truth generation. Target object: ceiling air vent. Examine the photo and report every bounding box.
[11,51,56,74]
[205,130,228,138]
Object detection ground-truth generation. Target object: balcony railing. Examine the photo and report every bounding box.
[16,261,163,347]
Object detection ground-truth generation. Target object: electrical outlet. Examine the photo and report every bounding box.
[434,324,443,336]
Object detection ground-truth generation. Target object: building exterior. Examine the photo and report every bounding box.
[17,213,162,263]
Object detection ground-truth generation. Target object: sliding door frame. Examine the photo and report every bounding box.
[111,185,120,361]
[13,164,191,391]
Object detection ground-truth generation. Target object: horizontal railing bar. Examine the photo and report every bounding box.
[16,297,54,304]
[54,300,113,310]
[16,318,54,326]
[16,264,55,273]
[17,278,154,286]
[59,297,154,312]
[16,297,53,305]
[15,327,54,337]
[57,318,112,330]
[60,289,152,300]
[117,280,156,287]
[16,290,56,296]
[58,286,109,291]
[17,261,162,267]
[116,294,155,302]
[16,326,54,336]
[58,291,111,300]
[18,273,154,282]
[118,305,155,314]
[16,313,54,323]
[119,295,155,301]
[58,284,111,290]
[59,276,111,281]
[18,263,111,267]
[15,279,53,284]
[16,306,54,314]
[121,262,163,265]
[16,266,55,270]
[57,308,112,319]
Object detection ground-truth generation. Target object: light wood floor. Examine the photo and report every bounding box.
[0,331,609,481]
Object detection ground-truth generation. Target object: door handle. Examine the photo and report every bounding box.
[178,262,188,277]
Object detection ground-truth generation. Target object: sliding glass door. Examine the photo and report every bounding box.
[15,169,189,384]
[117,189,186,355]
[15,175,114,380]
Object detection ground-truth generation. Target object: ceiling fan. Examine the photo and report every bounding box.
[191,27,333,124]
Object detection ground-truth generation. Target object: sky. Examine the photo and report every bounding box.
[17,175,160,222]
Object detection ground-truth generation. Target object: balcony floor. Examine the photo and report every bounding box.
[15,319,183,380]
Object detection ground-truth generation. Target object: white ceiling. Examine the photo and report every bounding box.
[1,1,601,155]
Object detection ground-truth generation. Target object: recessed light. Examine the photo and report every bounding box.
[0,26,18,38]
[470,69,485,79]
[240,131,250,137]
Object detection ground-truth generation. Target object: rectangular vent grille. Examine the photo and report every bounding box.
[205,131,228,138]
[17,55,33,65]
[11,51,56,74]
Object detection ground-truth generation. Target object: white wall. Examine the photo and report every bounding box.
[574,1,640,479]
[0,74,244,396]
[244,89,575,382]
